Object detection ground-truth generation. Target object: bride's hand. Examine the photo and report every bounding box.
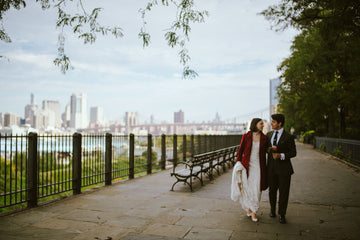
[272,153,280,159]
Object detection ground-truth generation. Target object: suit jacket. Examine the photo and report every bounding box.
[236,131,268,190]
[267,130,296,176]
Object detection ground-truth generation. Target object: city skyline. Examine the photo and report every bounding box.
[0,0,297,123]
[0,92,251,126]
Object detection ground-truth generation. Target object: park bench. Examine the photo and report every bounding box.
[170,145,239,191]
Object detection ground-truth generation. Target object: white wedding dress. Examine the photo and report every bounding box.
[231,141,261,213]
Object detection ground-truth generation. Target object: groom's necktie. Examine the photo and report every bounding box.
[273,131,278,146]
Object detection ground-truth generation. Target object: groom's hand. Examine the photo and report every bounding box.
[272,153,281,159]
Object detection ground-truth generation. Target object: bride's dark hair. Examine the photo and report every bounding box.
[250,118,263,132]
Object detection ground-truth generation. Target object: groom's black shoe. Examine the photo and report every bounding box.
[279,215,287,224]
[269,211,276,218]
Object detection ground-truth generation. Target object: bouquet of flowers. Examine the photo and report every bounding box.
[268,146,278,153]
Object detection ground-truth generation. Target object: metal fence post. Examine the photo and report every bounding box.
[27,132,38,208]
[183,135,187,162]
[73,133,82,195]
[105,133,112,185]
[205,135,209,152]
[161,134,166,170]
[191,134,194,157]
[129,134,135,179]
[173,134,177,167]
[197,135,201,154]
[147,134,152,174]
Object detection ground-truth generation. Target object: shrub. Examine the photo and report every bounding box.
[332,146,345,159]
[319,143,326,152]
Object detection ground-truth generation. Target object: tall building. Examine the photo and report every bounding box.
[31,93,35,105]
[25,93,39,127]
[214,112,221,123]
[125,112,137,134]
[0,112,3,127]
[70,93,88,129]
[174,110,184,124]
[32,110,52,130]
[90,107,104,124]
[62,102,71,128]
[4,113,19,127]
[270,78,282,116]
[43,100,62,128]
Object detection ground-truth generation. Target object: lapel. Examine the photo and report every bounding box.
[277,130,287,147]
[268,131,274,141]
[268,131,274,146]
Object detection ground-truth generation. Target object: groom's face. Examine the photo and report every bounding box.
[271,119,282,130]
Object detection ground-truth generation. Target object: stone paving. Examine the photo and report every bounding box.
[1,142,360,240]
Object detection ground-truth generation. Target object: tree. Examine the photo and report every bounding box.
[262,0,360,139]
[0,0,208,79]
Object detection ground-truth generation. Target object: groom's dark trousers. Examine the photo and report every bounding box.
[267,130,296,216]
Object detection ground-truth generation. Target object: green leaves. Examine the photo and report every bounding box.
[263,0,360,139]
[0,0,27,43]
[1,0,207,79]
[53,0,124,73]
[140,0,208,79]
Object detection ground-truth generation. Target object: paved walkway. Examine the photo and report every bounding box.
[1,142,360,240]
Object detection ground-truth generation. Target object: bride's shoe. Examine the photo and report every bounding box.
[251,214,258,222]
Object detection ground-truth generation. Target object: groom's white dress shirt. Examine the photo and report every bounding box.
[271,128,285,160]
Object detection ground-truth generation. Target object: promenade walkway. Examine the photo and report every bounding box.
[1,142,360,240]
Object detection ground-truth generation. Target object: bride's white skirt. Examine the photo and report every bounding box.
[231,146,261,213]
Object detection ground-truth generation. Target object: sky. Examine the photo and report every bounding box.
[0,0,297,124]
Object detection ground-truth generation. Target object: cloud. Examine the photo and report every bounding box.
[0,0,297,123]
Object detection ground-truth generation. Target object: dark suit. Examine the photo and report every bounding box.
[267,129,296,216]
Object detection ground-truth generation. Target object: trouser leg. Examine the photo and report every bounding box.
[268,173,278,213]
[278,174,291,216]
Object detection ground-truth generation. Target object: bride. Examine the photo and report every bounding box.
[231,118,268,222]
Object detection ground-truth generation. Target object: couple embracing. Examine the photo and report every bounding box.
[231,114,296,224]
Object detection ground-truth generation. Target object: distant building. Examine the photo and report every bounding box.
[43,100,62,128]
[32,110,53,130]
[174,110,184,124]
[270,78,282,117]
[62,102,71,128]
[4,113,19,127]
[125,112,137,134]
[0,112,3,127]
[90,107,104,124]
[70,93,88,129]
[30,93,35,105]
[25,93,39,127]
[214,112,221,123]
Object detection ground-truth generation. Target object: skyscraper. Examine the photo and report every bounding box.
[90,107,104,124]
[270,78,282,116]
[70,93,88,129]
[4,113,18,127]
[43,100,62,128]
[31,93,35,105]
[25,93,39,127]
[62,103,71,128]
[174,110,184,124]
[0,112,3,127]
[125,112,137,134]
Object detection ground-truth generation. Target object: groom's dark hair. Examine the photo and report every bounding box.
[271,114,285,127]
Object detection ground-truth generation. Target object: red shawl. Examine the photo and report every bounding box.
[236,131,268,191]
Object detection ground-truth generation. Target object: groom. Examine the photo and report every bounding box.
[267,114,296,224]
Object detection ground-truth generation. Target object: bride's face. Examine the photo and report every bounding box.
[256,120,264,132]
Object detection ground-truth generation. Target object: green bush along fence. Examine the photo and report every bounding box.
[0,133,241,212]
[314,137,360,166]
